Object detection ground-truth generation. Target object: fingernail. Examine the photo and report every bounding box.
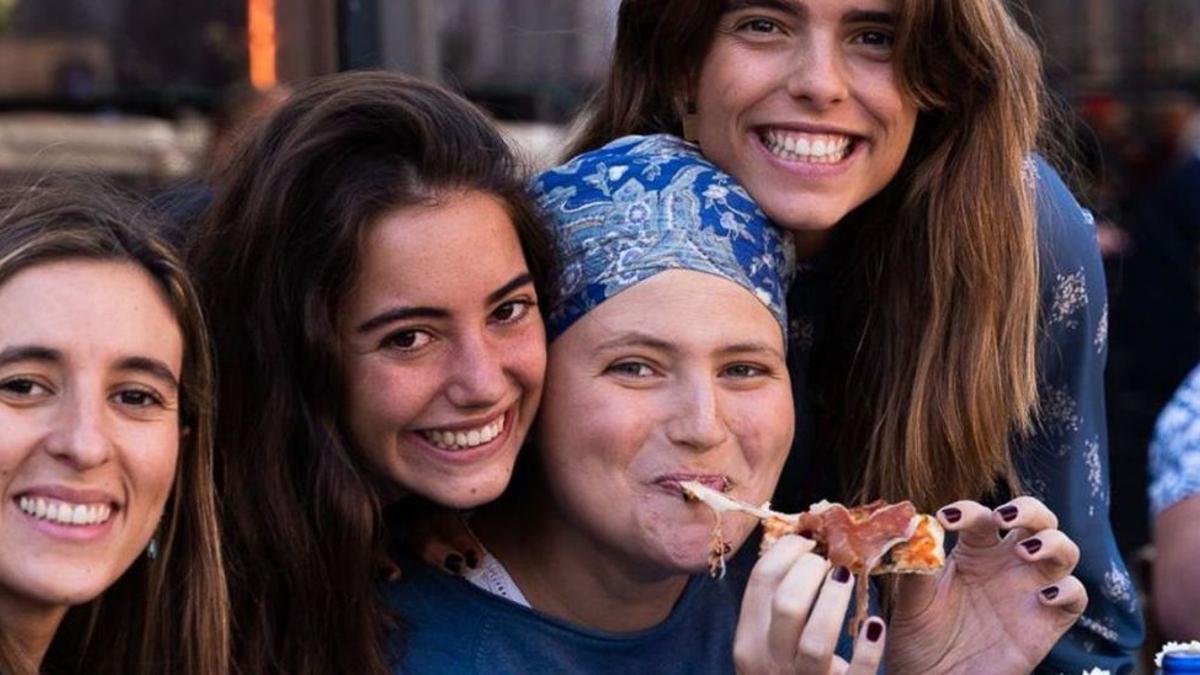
[443,553,465,575]
[997,505,1019,522]
[798,529,815,540]
[1041,585,1059,601]
[833,566,851,583]
[866,619,884,642]
[940,507,962,524]
[464,550,480,570]
[1020,538,1043,555]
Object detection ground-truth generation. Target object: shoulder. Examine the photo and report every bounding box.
[1028,155,1101,274]
[1149,364,1200,515]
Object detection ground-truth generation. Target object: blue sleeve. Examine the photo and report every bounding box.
[1148,364,1200,516]
[1018,157,1144,675]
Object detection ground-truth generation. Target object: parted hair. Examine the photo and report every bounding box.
[570,0,1046,510]
[187,70,555,675]
[0,179,228,675]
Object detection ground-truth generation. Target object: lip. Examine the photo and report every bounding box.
[749,126,863,178]
[408,406,516,466]
[11,487,120,543]
[654,473,732,497]
[15,485,121,508]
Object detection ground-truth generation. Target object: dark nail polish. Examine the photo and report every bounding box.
[833,566,851,583]
[1041,586,1059,601]
[798,529,815,540]
[1020,538,1043,555]
[464,550,480,570]
[866,619,884,642]
[997,505,1019,522]
[443,553,465,575]
[941,507,962,524]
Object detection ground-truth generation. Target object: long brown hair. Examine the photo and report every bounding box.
[571,0,1045,510]
[187,71,555,675]
[0,179,228,675]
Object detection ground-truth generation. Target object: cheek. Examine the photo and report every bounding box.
[344,358,440,433]
[122,426,181,505]
[507,328,547,392]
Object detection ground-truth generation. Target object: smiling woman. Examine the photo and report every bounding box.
[567,0,1143,671]
[186,71,554,675]
[0,182,227,675]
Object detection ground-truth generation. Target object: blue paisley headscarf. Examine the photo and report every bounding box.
[532,134,796,342]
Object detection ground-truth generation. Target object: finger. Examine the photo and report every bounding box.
[766,552,832,665]
[994,496,1058,540]
[845,617,886,675]
[1038,575,1088,619]
[938,500,1000,550]
[735,536,817,667]
[434,512,484,570]
[792,565,853,672]
[1016,529,1080,581]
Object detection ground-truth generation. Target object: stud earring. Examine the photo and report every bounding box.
[147,534,160,561]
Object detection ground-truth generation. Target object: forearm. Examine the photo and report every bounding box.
[1153,495,1200,638]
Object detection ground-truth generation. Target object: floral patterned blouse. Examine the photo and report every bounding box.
[775,156,1143,674]
[1148,363,1200,517]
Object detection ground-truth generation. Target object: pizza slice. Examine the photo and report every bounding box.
[681,481,945,635]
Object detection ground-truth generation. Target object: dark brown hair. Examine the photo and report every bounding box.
[187,70,554,675]
[0,179,228,675]
[570,0,1046,510]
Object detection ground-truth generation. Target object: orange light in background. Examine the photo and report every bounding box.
[248,0,277,89]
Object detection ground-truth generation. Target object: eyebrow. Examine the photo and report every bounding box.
[721,0,894,24]
[0,345,61,368]
[718,341,786,361]
[593,332,679,355]
[355,272,535,334]
[116,356,180,393]
[722,0,801,16]
[0,347,180,392]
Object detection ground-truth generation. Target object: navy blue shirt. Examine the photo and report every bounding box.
[775,157,1144,674]
[386,549,756,674]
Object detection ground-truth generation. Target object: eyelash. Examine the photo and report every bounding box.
[722,363,769,378]
[491,299,536,326]
[111,386,167,408]
[606,361,659,378]
[381,329,434,352]
[852,29,895,48]
[0,377,50,398]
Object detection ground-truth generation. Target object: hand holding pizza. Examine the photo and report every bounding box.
[733,535,887,675]
[885,496,1088,675]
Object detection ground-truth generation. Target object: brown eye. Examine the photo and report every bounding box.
[491,300,533,325]
[382,329,433,352]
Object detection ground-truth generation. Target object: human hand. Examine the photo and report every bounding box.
[887,497,1087,675]
[734,535,887,675]
[395,501,482,575]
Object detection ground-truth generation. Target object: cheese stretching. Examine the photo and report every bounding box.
[680,481,946,635]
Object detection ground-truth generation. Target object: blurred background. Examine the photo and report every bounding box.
[2,0,1198,667]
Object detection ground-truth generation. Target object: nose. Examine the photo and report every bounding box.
[45,390,114,469]
[664,378,730,452]
[785,34,849,109]
[444,332,508,410]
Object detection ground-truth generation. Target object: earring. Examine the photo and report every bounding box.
[147,534,160,561]
[681,100,700,143]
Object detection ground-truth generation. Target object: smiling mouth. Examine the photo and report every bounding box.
[418,414,506,451]
[758,128,857,164]
[656,474,733,495]
[16,496,114,526]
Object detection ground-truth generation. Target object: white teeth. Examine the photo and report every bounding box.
[16,496,113,526]
[420,417,505,451]
[761,130,852,164]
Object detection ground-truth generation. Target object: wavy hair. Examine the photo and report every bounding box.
[187,71,555,675]
[570,0,1046,510]
[0,179,228,675]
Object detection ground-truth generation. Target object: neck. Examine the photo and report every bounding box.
[477,492,689,633]
[0,593,70,671]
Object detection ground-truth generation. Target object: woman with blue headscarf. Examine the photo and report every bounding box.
[387,136,1084,674]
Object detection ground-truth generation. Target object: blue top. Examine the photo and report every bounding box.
[386,549,757,674]
[774,156,1143,674]
[1148,363,1200,516]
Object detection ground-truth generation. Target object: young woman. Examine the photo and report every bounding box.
[563,0,1142,671]
[0,183,227,675]
[390,133,1085,674]
[187,71,554,675]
